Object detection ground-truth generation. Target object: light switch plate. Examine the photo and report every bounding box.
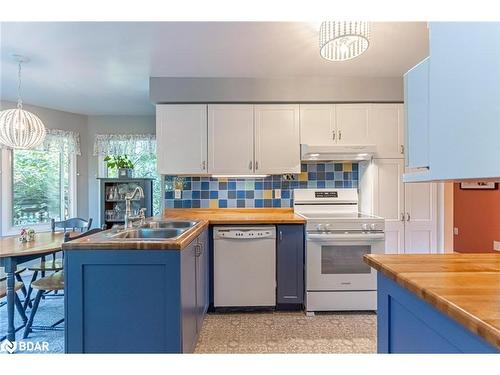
[274,189,281,199]
[494,241,500,252]
[453,227,459,235]
[174,189,182,199]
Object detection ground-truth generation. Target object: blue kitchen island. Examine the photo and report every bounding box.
[365,253,500,353]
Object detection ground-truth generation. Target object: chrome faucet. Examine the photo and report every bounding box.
[124,186,145,228]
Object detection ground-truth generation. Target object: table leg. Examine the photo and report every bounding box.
[5,258,17,342]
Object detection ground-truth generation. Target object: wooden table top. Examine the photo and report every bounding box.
[162,208,306,224]
[63,208,305,251]
[364,253,500,349]
[0,232,67,258]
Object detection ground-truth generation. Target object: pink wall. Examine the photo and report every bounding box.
[453,183,500,253]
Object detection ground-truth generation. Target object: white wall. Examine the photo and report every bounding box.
[86,115,155,226]
[0,101,89,232]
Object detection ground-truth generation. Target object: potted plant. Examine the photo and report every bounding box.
[104,155,135,178]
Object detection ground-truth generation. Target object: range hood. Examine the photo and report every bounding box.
[301,144,376,162]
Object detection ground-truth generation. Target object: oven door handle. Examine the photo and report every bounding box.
[307,233,385,241]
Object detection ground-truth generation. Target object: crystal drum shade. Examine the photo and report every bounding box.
[0,107,47,149]
[319,22,371,61]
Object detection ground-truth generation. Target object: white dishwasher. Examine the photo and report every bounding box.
[213,226,276,307]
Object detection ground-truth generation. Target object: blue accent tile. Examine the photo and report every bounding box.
[218,182,227,190]
[353,171,359,180]
[245,190,254,199]
[201,191,209,199]
[236,199,246,208]
[237,190,246,199]
[344,181,353,188]
[308,181,317,188]
[264,199,272,207]
[325,172,334,180]
[165,191,173,199]
[255,199,263,208]
[308,172,317,180]
[192,200,201,208]
[273,199,281,207]
[245,199,255,208]
[183,182,191,190]
[210,191,219,199]
[352,163,359,171]
[201,199,209,208]
[228,181,236,190]
[174,201,182,208]
[334,171,344,180]
[325,180,335,188]
[228,190,237,199]
[201,182,209,190]
[219,199,228,208]
[282,190,290,199]
[192,177,200,181]
[308,164,317,172]
[264,181,272,189]
[219,190,228,199]
[255,181,263,190]
[352,180,359,188]
[165,200,174,208]
[192,181,201,191]
[182,191,192,200]
[316,164,325,172]
[272,175,281,181]
[272,181,281,189]
[334,163,343,171]
[299,181,307,188]
[317,181,326,188]
[335,181,343,188]
[344,172,351,180]
[317,172,325,180]
[182,200,192,208]
[210,181,218,190]
[227,200,237,208]
[325,163,334,172]
[301,164,307,172]
[192,190,200,199]
[254,190,263,199]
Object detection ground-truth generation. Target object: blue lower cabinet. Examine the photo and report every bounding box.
[65,229,209,353]
[377,273,498,353]
[276,225,304,308]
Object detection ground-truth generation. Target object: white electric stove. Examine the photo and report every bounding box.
[294,189,385,315]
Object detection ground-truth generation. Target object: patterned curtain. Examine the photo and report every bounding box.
[93,134,156,156]
[40,129,81,155]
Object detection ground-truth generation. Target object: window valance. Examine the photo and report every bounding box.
[93,134,156,156]
[41,129,81,156]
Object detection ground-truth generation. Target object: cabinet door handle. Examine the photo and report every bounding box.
[338,130,342,141]
[249,161,253,170]
[255,161,259,170]
[400,212,405,222]
[201,161,206,170]
[400,145,405,155]
[332,130,336,140]
[279,230,283,242]
[406,212,411,222]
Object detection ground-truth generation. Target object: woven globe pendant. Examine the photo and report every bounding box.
[0,107,46,149]
[0,55,47,150]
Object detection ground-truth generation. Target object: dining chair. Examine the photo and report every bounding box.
[22,227,104,339]
[0,280,28,328]
[23,217,93,310]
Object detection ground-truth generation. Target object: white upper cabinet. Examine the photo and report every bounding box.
[208,105,254,175]
[156,104,208,175]
[335,104,370,144]
[299,104,336,145]
[368,104,405,159]
[255,104,301,174]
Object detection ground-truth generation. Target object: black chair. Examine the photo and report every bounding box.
[23,228,103,339]
[23,217,93,310]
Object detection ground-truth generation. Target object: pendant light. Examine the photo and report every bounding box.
[319,22,371,61]
[0,55,46,149]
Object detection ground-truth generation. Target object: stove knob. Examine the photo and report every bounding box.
[370,223,376,230]
[361,223,369,231]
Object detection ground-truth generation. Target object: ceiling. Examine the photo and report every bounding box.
[0,22,429,115]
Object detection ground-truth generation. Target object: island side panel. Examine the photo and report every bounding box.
[65,249,182,353]
[377,273,498,353]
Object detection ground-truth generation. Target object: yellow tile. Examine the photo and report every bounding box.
[299,172,308,181]
[343,162,352,172]
[209,200,218,209]
[217,177,228,182]
[264,190,273,199]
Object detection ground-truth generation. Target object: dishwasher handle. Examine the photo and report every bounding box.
[214,227,276,240]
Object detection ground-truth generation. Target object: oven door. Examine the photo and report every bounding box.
[306,232,385,291]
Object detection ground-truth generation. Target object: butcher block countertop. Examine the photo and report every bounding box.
[364,253,500,349]
[63,208,305,251]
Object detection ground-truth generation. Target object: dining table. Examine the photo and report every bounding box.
[0,231,68,343]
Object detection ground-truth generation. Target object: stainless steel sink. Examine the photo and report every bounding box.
[110,228,185,240]
[144,220,198,229]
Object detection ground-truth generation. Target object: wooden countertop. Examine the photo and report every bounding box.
[63,208,305,251]
[0,232,67,258]
[364,253,500,349]
[162,208,306,224]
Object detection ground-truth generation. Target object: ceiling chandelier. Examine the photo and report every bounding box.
[319,22,371,61]
[0,55,46,149]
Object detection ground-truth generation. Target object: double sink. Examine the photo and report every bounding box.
[110,220,198,241]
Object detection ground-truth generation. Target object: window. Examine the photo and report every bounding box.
[95,134,160,215]
[1,129,80,234]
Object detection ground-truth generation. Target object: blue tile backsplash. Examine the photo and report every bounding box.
[164,162,359,209]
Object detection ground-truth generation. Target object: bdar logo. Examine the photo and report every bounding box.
[1,339,17,354]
